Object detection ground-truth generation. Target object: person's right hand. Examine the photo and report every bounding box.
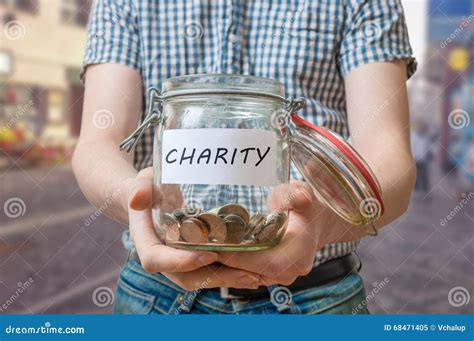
[127,167,261,291]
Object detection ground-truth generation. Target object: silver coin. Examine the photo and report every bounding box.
[266,211,287,227]
[218,204,250,225]
[224,214,246,244]
[257,211,288,243]
[245,213,266,239]
[198,213,227,243]
[172,209,187,223]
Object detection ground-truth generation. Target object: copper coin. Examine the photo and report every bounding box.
[161,213,180,242]
[180,217,209,243]
[218,204,250,225]
[198,213,227,243]
[224,214,246,244]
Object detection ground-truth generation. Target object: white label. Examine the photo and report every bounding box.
[162,129,278,186]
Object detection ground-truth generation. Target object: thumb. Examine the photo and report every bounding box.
[288,181,316,213]
[128,167,161,211]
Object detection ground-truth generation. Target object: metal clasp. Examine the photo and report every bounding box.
[284,96,306,114]
[119,88,163,153]
[365,220,378,236]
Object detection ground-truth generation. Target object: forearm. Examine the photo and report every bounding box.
[72,63,144,224]
[72,139,137,224]
[320,60,416,245]
[326,148,415,244]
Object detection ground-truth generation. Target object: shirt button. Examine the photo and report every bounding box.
[229,34,239,43]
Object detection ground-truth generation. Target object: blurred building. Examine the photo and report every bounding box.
[0,0,90,167]
[426,0,473,172]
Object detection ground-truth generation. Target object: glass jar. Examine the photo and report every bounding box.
[120,74,384,251]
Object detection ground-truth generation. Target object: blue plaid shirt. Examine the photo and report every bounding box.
[83,0,416,266]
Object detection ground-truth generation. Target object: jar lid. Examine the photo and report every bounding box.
[290,114,384,234]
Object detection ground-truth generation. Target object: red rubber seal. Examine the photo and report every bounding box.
[291,113,385,216]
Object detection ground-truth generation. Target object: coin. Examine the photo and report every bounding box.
[198,213,227,243]
[265,211,287,225]
[257,211,287,243]
[224,214,246,243]
[161,213,180,242]
[172,209,187,223]
[218,204,250,225]
[180,217,209,243]
[245,213,265,240]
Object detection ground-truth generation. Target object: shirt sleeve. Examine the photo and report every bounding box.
[338,0,417,79]
[81,0,141,82]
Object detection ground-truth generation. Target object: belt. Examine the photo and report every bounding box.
[129,250,360,299]
[216,253,361,299]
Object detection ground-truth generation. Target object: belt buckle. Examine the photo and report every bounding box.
[220,287,241,299]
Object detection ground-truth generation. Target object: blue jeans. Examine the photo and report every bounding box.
[114,257,370,314]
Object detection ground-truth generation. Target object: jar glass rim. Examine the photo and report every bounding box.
[162,74,285,97]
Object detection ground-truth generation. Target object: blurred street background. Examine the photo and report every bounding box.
[0,0,473,314]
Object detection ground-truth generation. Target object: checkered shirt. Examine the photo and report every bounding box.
[83,0,417,267]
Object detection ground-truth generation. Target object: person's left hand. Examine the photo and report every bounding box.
[218,180,339,286]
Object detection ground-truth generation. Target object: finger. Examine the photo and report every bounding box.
[129,167,163,210]
[129,206,218,273]
[267,181,315,213]
[218,241,309,279]
[218,210,317,278]
[164,264,261,291]
[219,183,319,279]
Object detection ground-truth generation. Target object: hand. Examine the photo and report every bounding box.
[218,180,341,286]
[127,167,261,291]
